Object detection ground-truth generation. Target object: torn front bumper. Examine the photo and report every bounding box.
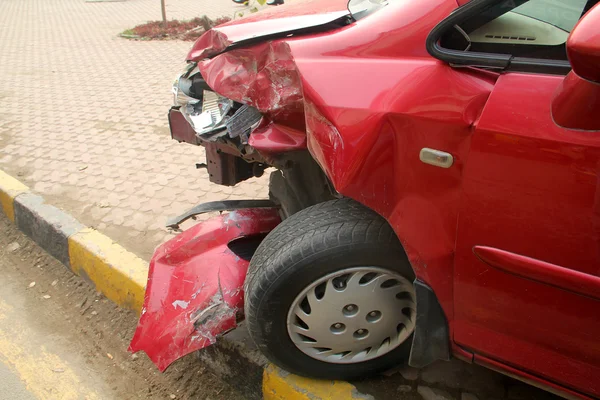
[129,208,281,371]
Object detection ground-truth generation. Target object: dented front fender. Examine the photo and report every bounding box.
[129,208,281,371]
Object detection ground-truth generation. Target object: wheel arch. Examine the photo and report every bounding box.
[342,197,453,368]
[338,198,453,368]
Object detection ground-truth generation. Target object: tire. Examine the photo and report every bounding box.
[244,198,415,380]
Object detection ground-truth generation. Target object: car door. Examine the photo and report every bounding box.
[446,0,600,397]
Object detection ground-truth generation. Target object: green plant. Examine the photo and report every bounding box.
[234,0,265,20]
[120,16,232,41]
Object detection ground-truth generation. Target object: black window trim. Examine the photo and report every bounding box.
[426,0,572,75]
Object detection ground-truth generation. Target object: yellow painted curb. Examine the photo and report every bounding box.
[0,170,29,222]
[263,364,372,400]
[68,228,148,312]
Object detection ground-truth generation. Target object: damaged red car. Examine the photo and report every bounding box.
[130,0,600,398]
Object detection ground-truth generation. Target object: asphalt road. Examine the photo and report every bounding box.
[0,361,35,400]
[0,246,111,400]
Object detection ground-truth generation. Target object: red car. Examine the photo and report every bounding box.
[130,0,600,398]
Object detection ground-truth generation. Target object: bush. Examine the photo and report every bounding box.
[122,16,232,41]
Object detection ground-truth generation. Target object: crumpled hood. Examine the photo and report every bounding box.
[186,0,350,61]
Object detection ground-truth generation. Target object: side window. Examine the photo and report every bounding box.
[441,0,595,61]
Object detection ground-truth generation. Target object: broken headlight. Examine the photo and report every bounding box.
[172,63,263,143]
[172,64,233,136]
[184,91,233,137]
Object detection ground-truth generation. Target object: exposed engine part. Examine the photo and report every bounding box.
[268,151,338,218]
[205,145,267,186]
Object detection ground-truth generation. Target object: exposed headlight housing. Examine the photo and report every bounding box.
[172,63,199,107]
[172,63,233,136]
[184,91,233,136]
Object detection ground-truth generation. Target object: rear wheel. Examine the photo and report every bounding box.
[244,198,416,380]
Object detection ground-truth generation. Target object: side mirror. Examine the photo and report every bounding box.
[552,4,600,131]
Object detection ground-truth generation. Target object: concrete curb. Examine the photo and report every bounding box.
[0,170,147,311]
[0,169,370,400]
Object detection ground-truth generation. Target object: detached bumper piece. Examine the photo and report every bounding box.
[129,208,281,371]
[166,199,276,229]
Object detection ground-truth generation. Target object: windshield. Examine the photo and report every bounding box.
[511,0,588,32]
[348,0,389,20]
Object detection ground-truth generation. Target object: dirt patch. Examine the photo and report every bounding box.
[121,16,231,41]
[0,213,241,399]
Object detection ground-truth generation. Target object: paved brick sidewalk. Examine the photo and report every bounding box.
[0,0,272,259]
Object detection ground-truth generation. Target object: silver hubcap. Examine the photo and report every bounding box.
[286,267,416,364]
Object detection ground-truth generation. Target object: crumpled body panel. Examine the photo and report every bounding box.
[129,208,281,371]
[248,123,307,154]
[198,41,304,119]
[186,0,349,60]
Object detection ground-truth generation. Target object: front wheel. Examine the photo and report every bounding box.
[244,199,416,380]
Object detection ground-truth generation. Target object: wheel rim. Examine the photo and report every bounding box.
[286,267,416,364]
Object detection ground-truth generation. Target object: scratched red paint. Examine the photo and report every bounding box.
[198,41,304,120]
[129,208,281,371]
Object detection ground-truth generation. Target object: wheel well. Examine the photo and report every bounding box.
[227,234,268,261]
[267,151,338,218]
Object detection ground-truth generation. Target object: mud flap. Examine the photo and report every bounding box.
[408,280,451,368]
[129,208,281,371]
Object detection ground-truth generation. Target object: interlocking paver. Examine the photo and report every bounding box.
[0,0,271,259]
